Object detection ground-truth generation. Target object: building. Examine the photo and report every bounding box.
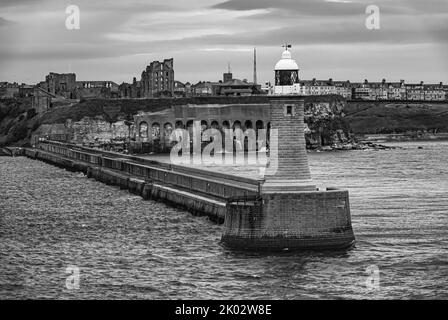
[296,78,446,101]
[214,78,261,96]
[75,81,119,99]
[423,82,445,101]
[119,77,142,99]
[45,72,76,98]
[18,84,35,98]
[386,80,406,100]
[32,86,56,114]
[191,81,215,96]
[223,71,233,83]
[352,80,373,100]
[299,79,336,96]
[368,80,388,100]
[334,81,352,99]
[141,58,174,98]
[405,82,425,100]
[173,81,187,97]
[273,46,301,95]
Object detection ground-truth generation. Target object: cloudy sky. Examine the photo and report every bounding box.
[0,0,447,85]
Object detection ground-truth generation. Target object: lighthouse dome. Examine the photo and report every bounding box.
[274,49,299,70]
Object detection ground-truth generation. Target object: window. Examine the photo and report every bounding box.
[286,105,293,115]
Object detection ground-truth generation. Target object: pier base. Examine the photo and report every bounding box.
[221,189,355,251]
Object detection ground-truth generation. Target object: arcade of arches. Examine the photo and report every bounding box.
[133,103,272,151]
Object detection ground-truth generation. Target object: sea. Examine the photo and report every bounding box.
[0,141,447,299]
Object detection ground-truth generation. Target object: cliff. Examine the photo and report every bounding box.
[303,95,352,149]
[0,98,38,147]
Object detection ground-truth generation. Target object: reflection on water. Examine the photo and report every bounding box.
[0,141,447,299]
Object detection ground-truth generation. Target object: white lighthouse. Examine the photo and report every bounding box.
[273,44,301,95]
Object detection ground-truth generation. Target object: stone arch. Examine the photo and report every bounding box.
[244,120,253,130]
[232,120,242,130]
[164,122,173,144]
[222,120,230,129]
[139,121,148,138]
[256,120,264,130]
[175,120,184,129]
[211,120,219,129]
[200,120,208,131]
[152,122,160,140]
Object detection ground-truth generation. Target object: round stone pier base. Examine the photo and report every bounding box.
[221,189,355,251]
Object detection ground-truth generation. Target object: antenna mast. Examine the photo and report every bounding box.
[253,47,257,85]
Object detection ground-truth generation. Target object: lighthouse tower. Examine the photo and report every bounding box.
[220,44,355,251]
[274,44,301,95]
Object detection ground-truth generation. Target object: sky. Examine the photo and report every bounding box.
[0,0,447,85]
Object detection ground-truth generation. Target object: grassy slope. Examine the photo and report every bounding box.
[345,101,448,134]
[4,96,445,146]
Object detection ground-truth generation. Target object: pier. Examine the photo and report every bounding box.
[18,96,355,251]
[25,140,262,223]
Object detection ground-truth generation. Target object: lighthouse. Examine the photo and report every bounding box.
[220,45,356,251]
[273,44,301,95]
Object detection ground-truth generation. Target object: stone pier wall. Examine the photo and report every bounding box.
[222,189,355,250]
[25,141,262,223]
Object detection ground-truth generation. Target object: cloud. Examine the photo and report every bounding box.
[0,0,446,84]
[213,0,448,15]
[0,17,13,26]
[213,0,367,16]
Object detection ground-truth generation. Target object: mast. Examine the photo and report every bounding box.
[253,47,257,85]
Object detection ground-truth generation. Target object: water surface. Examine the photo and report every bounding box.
[0,141,447,299]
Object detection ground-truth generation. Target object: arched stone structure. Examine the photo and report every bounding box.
[222,120,230,129]
[152,122,161,141]
[232,120,242,130]
[139,121,148,139]
[175,120,184,129]
[164,122,173,147]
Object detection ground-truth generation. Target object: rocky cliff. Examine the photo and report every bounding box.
[303,95,353,149]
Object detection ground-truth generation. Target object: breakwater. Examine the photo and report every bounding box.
[21,135,354,251]
[21,97,355,252]
[24,140,261,224]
